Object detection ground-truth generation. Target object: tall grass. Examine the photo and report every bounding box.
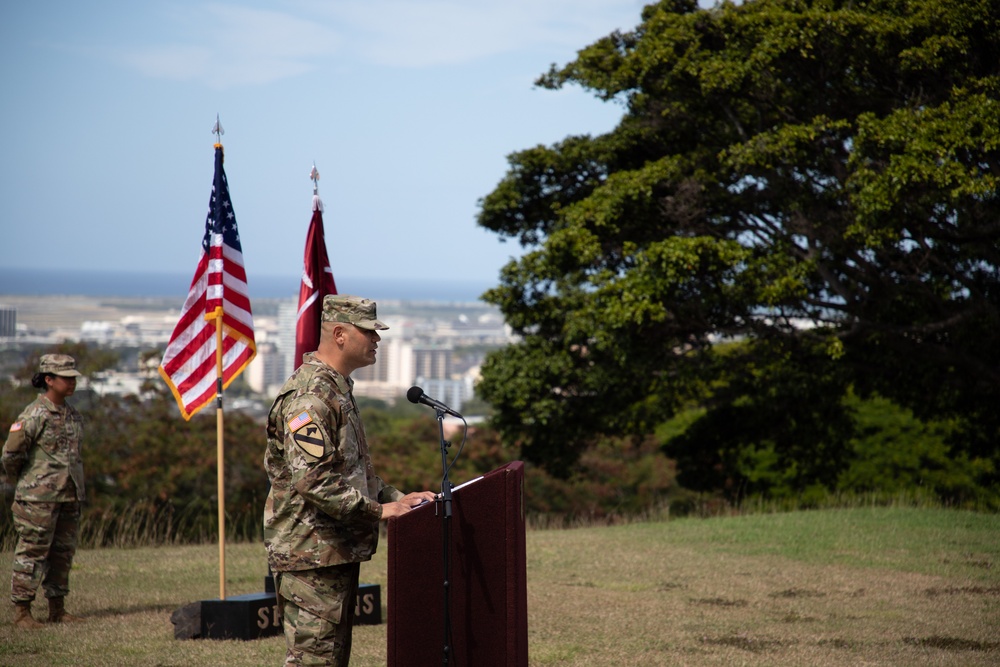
[0,489,982,550]
[527,488,957,530]
[0,499,263,551]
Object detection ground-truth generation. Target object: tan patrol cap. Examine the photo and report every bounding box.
[322,295,388,331]
[39,354,82,377]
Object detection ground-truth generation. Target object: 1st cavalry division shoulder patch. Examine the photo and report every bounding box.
[288,411,325,459]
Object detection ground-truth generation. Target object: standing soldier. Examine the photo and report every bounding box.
[264,295,435,666]
[2,354,87,629]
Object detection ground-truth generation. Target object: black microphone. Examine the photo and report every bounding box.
[406,386,463,418]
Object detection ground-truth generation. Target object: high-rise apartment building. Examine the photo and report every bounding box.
[245,341,287,395]
[412,343,453,381]
[0,306,17,338]
[276,299,298,381]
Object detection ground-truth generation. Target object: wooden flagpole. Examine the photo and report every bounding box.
[215,314,226,600]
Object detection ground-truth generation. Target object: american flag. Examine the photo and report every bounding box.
[294,193,337,368]
[158,144,256,420]
[287,410,312,432]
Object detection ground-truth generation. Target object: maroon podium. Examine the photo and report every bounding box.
[387,461,528,667]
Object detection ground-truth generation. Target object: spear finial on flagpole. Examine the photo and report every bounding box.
[213,114,224,146]
[310,163,323,212]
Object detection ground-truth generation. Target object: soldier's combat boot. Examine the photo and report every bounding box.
[47,597,84,623]
[13,602,44,629]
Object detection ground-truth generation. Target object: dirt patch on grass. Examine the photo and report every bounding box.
[924,585,1000,597]
[903,636,1000,652]
[699,633,792,652]
[769,587,827,599]
[691,596,749,607]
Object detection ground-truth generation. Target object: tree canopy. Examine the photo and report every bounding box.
[475,0,1000,498]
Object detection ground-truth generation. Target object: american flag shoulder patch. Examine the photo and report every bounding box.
[287,411,313,432]
[9,421,23,432]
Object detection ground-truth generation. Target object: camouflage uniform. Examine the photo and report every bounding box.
[264,296,402,666]
[2,355,85,605]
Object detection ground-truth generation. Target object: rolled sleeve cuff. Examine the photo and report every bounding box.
[361,497,383,522]
[378,485,405,503]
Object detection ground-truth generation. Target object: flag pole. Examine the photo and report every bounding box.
[212,115,227,602]
[215,314,226,601]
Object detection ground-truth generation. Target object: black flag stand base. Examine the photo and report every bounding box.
[170,591,282,641]
[170,577,383,641]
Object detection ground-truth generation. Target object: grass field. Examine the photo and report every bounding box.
[0,506,996,666]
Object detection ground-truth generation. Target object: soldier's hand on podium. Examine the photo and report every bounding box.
[380,491,437,520]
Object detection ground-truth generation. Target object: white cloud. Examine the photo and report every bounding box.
[121,3,341,87]
[118,0,645,85]
[313,0,645,67]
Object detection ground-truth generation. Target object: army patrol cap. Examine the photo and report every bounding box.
[39,354,83,377]
[322,295,388,331]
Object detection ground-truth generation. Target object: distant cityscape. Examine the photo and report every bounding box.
[0,294,515,414]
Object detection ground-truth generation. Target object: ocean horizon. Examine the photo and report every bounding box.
[0,267,494,303]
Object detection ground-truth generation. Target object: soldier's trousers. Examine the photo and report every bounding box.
[10,500,81,603]
[276,563,361,666]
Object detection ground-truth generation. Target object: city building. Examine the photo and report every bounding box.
[276,299,298,381]
[245,341,287,395]
[0,296,514,415]
[0,305,16,339]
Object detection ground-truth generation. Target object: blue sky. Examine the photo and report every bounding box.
[0,1,653,292]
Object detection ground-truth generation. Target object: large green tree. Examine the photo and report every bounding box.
[476,0,1000,496]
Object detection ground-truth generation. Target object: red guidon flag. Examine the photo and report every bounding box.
[159,144,256,420]
[294,191,337,368]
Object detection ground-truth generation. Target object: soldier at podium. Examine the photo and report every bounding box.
[264,295,436,666]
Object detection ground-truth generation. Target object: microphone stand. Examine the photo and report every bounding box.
[434,407,454,666]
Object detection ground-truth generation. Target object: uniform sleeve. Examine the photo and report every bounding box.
[376,478,405,503]
[1,413,39,479]
[282,394,382,524]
